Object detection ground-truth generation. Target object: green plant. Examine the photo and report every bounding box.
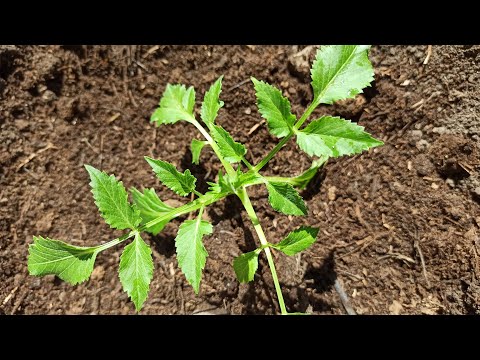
[27,45,383,314]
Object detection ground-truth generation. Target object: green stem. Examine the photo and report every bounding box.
[240,175,295,188]
[253,135,292,173]
[237,187,287,315]
[253,101,318,173]
[241,157,254,170]
[141,191,229,231]
[197,204,205,218]
[190,120,236,178]
[96,231,136,252]
[294,99,318,130]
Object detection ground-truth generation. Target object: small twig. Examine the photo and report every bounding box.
[80,138,100,154]
[16,142,56,172]
[1,286,19,307]
[149,128,157,158]
[227,79,250,92]
[354,203,371,231]
[334,278,356,315]
[128,90,139,108]
[218,230,237,236]
[414,240,431,287]
[143,45,160,58]
[10,290,27,315]
[378,251,415,264]
[443,216,466,230]
[411,99,424,109]
[423,45,433,65]
[133,59,150,72]
[99,134,105,170]
[248,119,265,135]
[107,113,121,124]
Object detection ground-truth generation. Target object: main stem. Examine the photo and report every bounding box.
[238,187,287,315]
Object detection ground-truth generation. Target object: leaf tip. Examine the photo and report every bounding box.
[84,164,95,174]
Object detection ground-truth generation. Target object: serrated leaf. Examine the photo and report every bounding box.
[201,75,224,125]
[252,77,296,138]
[28,236,99,285]
[296,116,383,158]
[119,233,154,311]
[266,182,307,216]
[311,45,373,106]
[291,158,327,189]
[85,165,141,230]
[130,187,174,235]
[145,157,197,196]
[210,125,247,163]
[233,250,259,283]
[175,217,212,294]
[191,139,208,165]
[150,84,196,125]
[274,226,319,256]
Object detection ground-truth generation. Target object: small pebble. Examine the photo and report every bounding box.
[446,178,455,187]
[416,139,430,151]
[410,130,423,140]
[432,126,447,135]
[42,90,57,102]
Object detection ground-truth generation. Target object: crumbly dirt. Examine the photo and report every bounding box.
[0,45,479,315]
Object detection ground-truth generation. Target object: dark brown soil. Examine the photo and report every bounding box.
[1,45,479,315]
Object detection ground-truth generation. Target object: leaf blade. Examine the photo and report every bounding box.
[210,125,247,163]
[296,116,383,158]
[130,187,174,235]
[85,165,141,230]
[311,45,374,106]
[274,226,319,256]
[175,218,212,294]
[150,84,196,125]
[233,250,259,283]
[266,182,307,216]
[28,236,99,285]
[145,157,197,196]
[190,139,208,165]
[119,233,154,311]
[252,77,296,138]
[201,75,224,126]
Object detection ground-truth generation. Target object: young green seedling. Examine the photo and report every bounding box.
[28,45,383,314]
